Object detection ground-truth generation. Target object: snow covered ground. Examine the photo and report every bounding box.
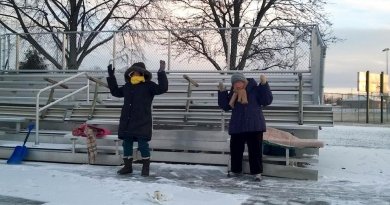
[1,125,390,205]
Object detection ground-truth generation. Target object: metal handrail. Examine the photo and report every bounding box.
[35,72,89,145]
[85,74,109,119]
[86,74,109,88]
[183,75,200,122]
[183,74,199,87]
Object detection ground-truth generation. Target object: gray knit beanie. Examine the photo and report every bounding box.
[231,73,247,84]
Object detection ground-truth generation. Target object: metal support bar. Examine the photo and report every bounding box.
[62,32,67,70]
[183,75,199,122]
[0,35,2,70]
[115,140,119,156]
[184,82,191,122]
[44,77,69,89]
[168,30,171,71]
[86,75,109,88]
[298,73,304,125]
[366,71,370,123]
[293,27,298,71]
[183,75,199,87]
[285,148,290,166]
[88,83,100,120]
[71,139,76,154]
[15,35,20,71]
[40,77,71,118]
[40,88,55,119]
[6,35,10,70]
[380,72,384,123]
[15,122,21,133]
[112,33,116,68]
[226,29,231,70]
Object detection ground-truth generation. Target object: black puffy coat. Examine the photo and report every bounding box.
[218,78,273,135]
[106,68,168,141]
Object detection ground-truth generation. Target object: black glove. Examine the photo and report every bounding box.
[158,60,166,72]
[107,64,115,77]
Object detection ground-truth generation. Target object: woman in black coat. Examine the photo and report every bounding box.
[106,60,168,176]
[218,73,273,181]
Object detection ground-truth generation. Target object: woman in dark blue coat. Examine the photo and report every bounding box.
[218,73,273,181]
[106,60,168,176]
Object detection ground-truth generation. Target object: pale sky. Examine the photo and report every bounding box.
[324,0,390,93]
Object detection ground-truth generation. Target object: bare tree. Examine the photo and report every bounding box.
[0,0,153,70]
[155,0,335,70]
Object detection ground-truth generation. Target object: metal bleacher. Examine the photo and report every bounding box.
[0,69,333,180]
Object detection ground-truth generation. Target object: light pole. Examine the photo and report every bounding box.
[383,48,389,122]
[383,48,389,75]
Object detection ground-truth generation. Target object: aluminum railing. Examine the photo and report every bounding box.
[35,72,89,145]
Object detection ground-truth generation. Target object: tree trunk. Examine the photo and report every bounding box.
[67,33,78,70]
[229,0,242,70]
[230,29,239,70]
[67,0,81,70]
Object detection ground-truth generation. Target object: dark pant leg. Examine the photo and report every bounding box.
[245,132,263,174]
[122,138,134,158]
[137,137,151,158]
[230,133,246,173]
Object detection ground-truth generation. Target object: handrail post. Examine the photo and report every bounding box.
[183,75,199,122]
[88,82,100,119]
[35,72,86,145]
[40,88,55,119]
[184,82,191,122]
[86,75,110,119]
[298,73,304,125]
[87,78,90,104]
[35,91,41,145]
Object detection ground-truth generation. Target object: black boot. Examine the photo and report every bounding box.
[117,158,133,175]
[141,158,150,177]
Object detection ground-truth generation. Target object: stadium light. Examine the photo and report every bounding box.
[383,48,389,75]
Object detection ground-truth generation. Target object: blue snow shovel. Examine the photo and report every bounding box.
[7,123,35,164]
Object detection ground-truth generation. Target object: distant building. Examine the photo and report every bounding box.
[342,95,385,109]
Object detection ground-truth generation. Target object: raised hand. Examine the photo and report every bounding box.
[260,74,267,85]
[107,64,115,77]
[159,60,166,72]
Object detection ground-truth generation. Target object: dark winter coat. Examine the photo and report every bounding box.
[106,69,168,141]
[218,78,273,135]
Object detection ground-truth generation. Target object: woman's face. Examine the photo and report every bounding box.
[233,81,245,89]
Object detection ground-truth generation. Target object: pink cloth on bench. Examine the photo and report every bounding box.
[72,123,112,138]
[263,127,324,148]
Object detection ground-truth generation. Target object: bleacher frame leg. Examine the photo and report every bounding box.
[115,140,119,156]
[71,138,76,154]
[285,148,290,166]
[15,122,21,133]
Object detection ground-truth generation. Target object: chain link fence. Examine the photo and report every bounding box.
[325,93,390,124]
[0,25,316,72]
